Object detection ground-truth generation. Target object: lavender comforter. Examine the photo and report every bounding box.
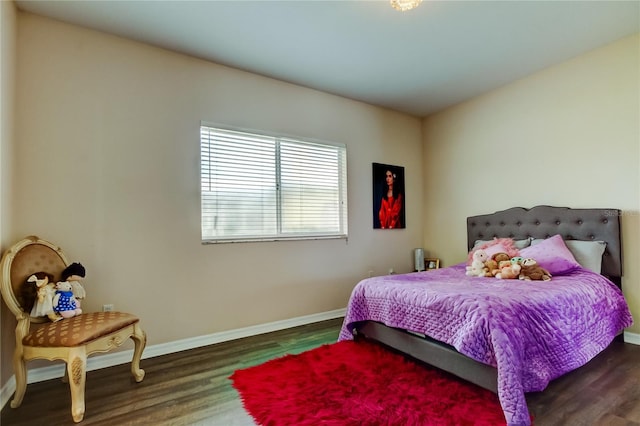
[338,264,633,426]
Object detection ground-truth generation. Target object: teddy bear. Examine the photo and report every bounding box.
[495,261,522,279]
[53,281,83,318]
[466,249,489,277]
[480,261,496,277]
[518,258,552,281]
[485,252,511,277]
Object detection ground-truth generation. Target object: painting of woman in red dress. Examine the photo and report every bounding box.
[373,163,405,229]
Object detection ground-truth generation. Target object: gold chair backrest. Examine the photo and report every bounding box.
[1,236,69,323]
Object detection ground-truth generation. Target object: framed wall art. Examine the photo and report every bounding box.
[372,163,405,229]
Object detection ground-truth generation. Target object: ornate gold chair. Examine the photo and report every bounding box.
[0,236,146,423]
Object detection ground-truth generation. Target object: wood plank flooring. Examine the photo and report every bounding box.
[1,318,639,425]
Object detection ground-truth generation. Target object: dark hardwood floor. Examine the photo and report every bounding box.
[1,318,639,425]
[526,337,640,426]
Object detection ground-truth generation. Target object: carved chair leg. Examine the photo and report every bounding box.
[11,318,30,408]
[11,351,27,408]
[130,324,146,383]
[66,350,87,423]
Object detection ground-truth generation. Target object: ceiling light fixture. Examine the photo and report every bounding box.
[390,0,422,12]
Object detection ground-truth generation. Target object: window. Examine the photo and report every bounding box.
[200,124,348,243]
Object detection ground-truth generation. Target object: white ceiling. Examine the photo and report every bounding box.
[14,0,640,117]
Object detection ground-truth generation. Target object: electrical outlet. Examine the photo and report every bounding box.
[368,270,374,277]
[102,304,114,312]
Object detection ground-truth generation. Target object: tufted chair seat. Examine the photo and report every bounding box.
[0,236,146,423]
[22,312,139,347]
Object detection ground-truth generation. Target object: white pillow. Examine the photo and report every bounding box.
[531,238,606,273]
[565,240,607,273]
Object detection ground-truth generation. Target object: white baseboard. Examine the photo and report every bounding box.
[1,308,346,410]
[0,376,16,411]
[143,308,345,361]
[624,330,640,345]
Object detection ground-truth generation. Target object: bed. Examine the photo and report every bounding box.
[338,205,633,426]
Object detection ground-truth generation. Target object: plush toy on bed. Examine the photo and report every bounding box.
[510,256,524,266]
[518,258,552,281]
[495,260,522,279]
[481,259,497,277]
[486,252,511,277]
[466,249,489,277]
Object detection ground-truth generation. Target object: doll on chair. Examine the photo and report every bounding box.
[52,262,86,318]
[60,262,86,307]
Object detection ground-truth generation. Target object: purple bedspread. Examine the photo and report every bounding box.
[338,264,633,426]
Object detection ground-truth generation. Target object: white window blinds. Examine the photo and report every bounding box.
[200,125,348,243]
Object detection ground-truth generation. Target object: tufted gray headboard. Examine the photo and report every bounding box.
[467,206,622,283]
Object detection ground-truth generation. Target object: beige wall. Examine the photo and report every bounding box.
[422,33,640,334]
[0,9,423,389]
[1,0,17,389]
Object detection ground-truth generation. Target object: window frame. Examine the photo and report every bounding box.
[200,123,348,244]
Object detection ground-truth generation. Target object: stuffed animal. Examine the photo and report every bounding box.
[486,252,511,277]
[519,258,552,281]
[53,281,82,318]
[510,256,524,266]
[495,262,522,279]
[466,249,489,277]
[60,262,86,307]
[481,259,497,277]
[27,272,62,322]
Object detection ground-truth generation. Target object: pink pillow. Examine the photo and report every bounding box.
[483,243,511,258]
[519,234,581,275]
[467,238,519,264]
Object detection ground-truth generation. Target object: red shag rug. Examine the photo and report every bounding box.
[230,340,506,426]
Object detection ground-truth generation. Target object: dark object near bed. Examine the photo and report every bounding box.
[353,205,622,393]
